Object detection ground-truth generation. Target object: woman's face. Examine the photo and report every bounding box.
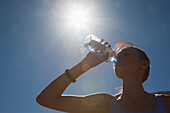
[114,47,145,79]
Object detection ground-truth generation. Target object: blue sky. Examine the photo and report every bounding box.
[0,0,170,113]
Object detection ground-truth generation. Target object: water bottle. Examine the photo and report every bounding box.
[84,34,119,63]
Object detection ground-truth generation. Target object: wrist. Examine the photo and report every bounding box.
[79,61,92,72]
[68,62,90,81]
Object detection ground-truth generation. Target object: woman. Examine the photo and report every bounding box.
[36,41,170,113]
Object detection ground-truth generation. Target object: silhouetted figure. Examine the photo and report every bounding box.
[36,42,170,113]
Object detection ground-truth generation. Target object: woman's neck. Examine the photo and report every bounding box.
[121,76,149,101]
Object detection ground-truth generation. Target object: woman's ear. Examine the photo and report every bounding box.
[142,60,149,69]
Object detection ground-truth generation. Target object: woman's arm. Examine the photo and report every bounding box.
[36,61,88,103]
[36,43,111,112]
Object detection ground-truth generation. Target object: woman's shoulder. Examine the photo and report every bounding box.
[84,92,115,104]
[152,91,170,96]
[152,91,170,113]
[159,95,170,113]
[113,93,121,99]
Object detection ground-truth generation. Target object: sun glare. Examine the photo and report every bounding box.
[70,10,88,27]
[66,4,90,29]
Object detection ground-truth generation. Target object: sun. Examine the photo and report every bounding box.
[70,9,88,28]
[66,4,90,29]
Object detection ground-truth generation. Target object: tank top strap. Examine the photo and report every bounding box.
[110,96,126,113]
[154,94,168,113]
[110,94,168,113]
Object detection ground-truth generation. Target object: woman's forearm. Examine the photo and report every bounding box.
[36,50,108,103]
[36,61,91,102]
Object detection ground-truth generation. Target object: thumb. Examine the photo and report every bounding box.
[104,52,110,61]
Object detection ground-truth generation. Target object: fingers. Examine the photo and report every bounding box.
[101,39,104,42]
[104,52,110,61]
[104,42,108,45]
[101,39,112,48]
[104,42,111,48]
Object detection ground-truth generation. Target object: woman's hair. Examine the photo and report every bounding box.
[132,47,150,83]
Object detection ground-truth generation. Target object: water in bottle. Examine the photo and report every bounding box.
[84,34,119,63]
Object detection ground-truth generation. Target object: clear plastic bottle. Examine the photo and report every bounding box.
[84,34,119,63]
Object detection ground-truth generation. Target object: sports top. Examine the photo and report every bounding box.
[110,94,167,113]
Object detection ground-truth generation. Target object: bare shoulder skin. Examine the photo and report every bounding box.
[160,95,170,113]
[37,93,113,113]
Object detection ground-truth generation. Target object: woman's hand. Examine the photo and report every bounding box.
[80,39,111,69]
